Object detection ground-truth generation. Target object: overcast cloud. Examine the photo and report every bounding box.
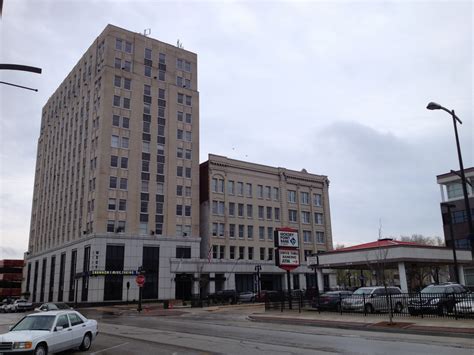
[1,0,472,258]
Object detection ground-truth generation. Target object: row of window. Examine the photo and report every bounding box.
[111,135,129,149]
[115,38,133,53]
[211,223,325,243]
[113,95,131,109]
[112,115,129,129]
[107,198,127,211]
[110,156,128,169]
[176,205,192,217]
[212,245,274,261]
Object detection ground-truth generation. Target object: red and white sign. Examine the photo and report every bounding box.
[274,228,299,248]
[136,274,145,287]
[276,249,300,271]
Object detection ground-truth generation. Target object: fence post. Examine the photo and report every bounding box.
[363,294,366,316]
[339,293,343,315]
[453,293,458,320]
[389,293,393,318]
[418,292,424,319]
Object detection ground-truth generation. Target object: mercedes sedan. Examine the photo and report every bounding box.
[0,310,98,354]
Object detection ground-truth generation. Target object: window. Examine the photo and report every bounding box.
[145,48,152,60]
[114,57,121,69]
[266,207,272,220]
[108,198,116,210]
[301,211,310,224]
[107,220,115,232]
[185,131,192,142]
[219,245,225,259]
[114,75,121,87]
[142,141,150,153]
[176,247,191,259]
[115,38,123,50]
[267,227,273,240]
[117,221,126,233]
[238,203,244,217]
[237,182,244,196]
[109,176,117,189]
[289,209,297,222]
[120,157,128,169]
[258,206,264,219]
[316,231,325,244]
[259,226,265,240]
[177,58,183,69]
[260,248,265,261]
[212,178,224,193]
[177,166,183,177]
[57,314,70,329]
[274,207,280,221]
[177,185,183,196]
[119,178,128,190]
[257,185,263,198]
[212,223,218,236]
[229,224,235,238]
[124,41,132,53]
[158,70,165,81]
[185,186,191,197]
[238,225,244,238]
[159,89,165,99]
[447,183,463,199]
[230,246,235,259]
[177,93,184,104]
[144,84,151,96]
[212,245,218,259]
[176,205,183,216]
[218,223,224,237]
[184,61,191,72]
[119,199,126,211]
[229,202,235,216]
[123,61,131,72]
[185,149,192,159]
[141,181,149,192]
[121,137,129,149]
[157,183,164,194]
[124,78,131,90]
[123,98,130,109]
[122,117,129,128]
[314,213,323,225]
[177,147,184,158]
[185,95,192,106]
[268,248,274,261]
[185,113,192,123]
[301,192,309,205]
[185,167,191,178]
[185,206,191,217]
[288,190,296,203]
[177,111,183,122]
[112,114,120,127]
[314,193,322,207]
[139,222,148,235]
[228,180,235,195]
[246,204,253,218]
[265,186,271,199]
[246,183,252,197]
[273,187,279,201]
[248,247,254,260]
[247,226,253,239]
[212,201,225,215]
[177,129,183,140]
[110,155,118,167]
[113,95,121,107]
[239,246,245,260]
[303,230,312,243]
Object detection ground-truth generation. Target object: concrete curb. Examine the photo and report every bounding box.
[248,315,474,339]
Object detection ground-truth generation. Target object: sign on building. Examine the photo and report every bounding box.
[276,249,300,267]
[274,229,299,248]
[274,227,300,271]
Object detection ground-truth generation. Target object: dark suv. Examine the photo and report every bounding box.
[408,283,469,316]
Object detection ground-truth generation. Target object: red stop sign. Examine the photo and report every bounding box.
[136,274,145,287]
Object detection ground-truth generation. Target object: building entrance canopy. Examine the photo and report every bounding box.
[307,239,473,292]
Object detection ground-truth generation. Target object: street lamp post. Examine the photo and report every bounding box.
[254,265,262,300]
[442,203,460,283]
[427,102,474,261]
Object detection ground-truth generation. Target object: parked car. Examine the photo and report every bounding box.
[341,286,405,313]
[11,299,34,312]
[238,291,256,303]
[408,283,469,316]
[209,290,238,304]
[313,291,353,311]
[1,298,13,313]
[35,303,73,312]
[455,293,474,316]
[0,310,98,354]
[255,290,279,302]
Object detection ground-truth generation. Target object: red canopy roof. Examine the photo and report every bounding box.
[336,239,422,252]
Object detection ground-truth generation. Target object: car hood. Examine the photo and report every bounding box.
[0,330,50,342]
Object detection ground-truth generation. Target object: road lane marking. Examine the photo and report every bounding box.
[90,342,129,354]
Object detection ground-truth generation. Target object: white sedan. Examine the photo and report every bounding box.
[0,310,98,354]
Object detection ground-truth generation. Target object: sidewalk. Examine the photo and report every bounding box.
[249,309,474,338]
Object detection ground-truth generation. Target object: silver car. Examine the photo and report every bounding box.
[341,286,405,313]
[0,310,98,354]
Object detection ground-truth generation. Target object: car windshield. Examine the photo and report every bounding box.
[11,315,55,331]
[421,286,446,294]
[353,288,374,295]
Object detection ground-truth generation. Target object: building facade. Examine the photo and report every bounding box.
[23,24,201,303]
[0,260,24,298]
[198,154,335,293]
[437,167,474,287]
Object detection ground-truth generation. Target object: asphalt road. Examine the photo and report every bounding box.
[1,306,474,354]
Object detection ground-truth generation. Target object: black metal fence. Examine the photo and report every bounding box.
[264,291,474,320]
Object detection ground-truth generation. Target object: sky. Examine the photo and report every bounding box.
[0,0,472,259]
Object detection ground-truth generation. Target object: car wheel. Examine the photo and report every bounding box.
[365,304,374,314]
[79,333,92,351]
[35,343,48,355]
[394,302,404,313]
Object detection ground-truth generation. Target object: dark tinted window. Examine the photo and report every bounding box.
[56,315,70,328]
[68,313,84,326]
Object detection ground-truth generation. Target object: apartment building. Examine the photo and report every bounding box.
[196,154,335,292]
[437,167,474,287]
[23,25,201,303]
